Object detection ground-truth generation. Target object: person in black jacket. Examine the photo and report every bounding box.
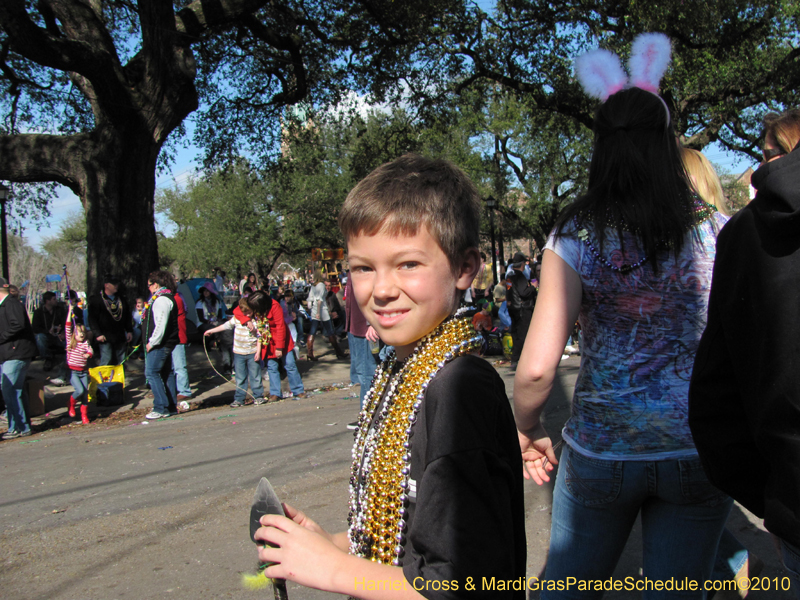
[505,251,537,369]
[87,275,133,366]
[30,291,67,372]
[0,277,38,439]
[689,109,800,593]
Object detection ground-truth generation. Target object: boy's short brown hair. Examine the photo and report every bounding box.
[338,153,481,272]
[238,297,251,311]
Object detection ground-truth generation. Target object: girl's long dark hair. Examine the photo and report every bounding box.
[555,87,695,267]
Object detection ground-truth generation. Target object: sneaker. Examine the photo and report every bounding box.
[19,430,32,437]
[1,430,21,440]
[145,411,169,420]
[49,377,67,386]
[561,354,570,361]
[230,400,244,407]
[253,398,266,405]
[346,422,359,430]
[565,345,580,355]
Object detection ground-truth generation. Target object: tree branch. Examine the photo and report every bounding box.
[175,0,270,40]
[0,132,96,198]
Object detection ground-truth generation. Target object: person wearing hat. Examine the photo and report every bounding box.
[506,251,537,369]
[87,276,134,366]
[0,276,37,439]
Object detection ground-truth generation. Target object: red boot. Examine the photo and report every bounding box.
[68,396,76,418]
[80,404,90,425]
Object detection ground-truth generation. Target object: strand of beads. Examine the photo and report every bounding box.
[347,311,482,564]
[573,196,717,274]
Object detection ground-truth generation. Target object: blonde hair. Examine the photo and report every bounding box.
[763,109,800,155]
[680,147,728,216]
[69,323,87,351]
[338,153,481,273]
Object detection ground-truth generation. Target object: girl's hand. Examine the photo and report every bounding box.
[518,424,558,485]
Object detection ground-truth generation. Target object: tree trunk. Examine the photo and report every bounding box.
[82,132,162,299]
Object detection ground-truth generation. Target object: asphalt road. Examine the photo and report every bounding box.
[0,356,792,599]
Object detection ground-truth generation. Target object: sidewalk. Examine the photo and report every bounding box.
[24,334,359,428]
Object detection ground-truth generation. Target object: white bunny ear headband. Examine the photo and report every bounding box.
[575,32,672,108]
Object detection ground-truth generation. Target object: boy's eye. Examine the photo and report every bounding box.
[351,266,372,274]
[400,262,419,270]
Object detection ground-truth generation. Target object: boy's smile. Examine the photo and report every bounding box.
[348,226,478,361]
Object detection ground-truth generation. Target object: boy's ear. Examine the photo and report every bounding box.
[455,248,481,291]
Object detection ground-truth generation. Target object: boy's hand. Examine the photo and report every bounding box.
[204,330,212,336]
[518,425,558,486]
[255,507,345,591]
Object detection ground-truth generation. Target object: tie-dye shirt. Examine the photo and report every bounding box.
[545,213,728,460]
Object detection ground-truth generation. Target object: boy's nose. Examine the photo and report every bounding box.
[372,271,399,302]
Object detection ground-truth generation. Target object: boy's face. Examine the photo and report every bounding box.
[348,225,478,361]
[135,299,144,310]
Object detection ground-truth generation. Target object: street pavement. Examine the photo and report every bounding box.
[0,341,793,599]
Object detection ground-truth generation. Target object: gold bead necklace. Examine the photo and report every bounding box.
[347,309,482,565]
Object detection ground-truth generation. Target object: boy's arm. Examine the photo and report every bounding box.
[257,509,424,600]
[203,322,226,336]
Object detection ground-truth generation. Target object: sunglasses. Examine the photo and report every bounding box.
[762,147,785,161]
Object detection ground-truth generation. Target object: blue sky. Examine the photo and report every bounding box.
[19,136,756,251]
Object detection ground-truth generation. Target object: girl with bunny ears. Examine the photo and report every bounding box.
[514,33,732,597]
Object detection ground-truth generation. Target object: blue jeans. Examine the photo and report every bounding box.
[145,346,176,415]
[70,370,89,404]
[348,333,378,408]
[35,332,60,359]
[99,340,127,366]
[543,445,733,599]
[309,318,334,337]
[171,344,191,397]
[780,538,800,599]
[233,353,265,402]
[266,351,304,397]
[2,359,31,434]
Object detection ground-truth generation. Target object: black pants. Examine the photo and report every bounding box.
[510,308,533,363]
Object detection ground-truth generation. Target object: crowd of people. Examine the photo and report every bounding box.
[2,32,798,600]
[0,267,352,429]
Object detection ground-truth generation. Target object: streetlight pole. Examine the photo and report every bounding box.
[486,196,498,284]
[0,184,9,282]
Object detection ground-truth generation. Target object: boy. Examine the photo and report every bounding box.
[254,154,526,598]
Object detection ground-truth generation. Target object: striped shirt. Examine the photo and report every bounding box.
[66,317,93,371]
[220,316,260,355]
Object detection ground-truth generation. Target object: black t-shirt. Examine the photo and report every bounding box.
[401,354,526,599]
